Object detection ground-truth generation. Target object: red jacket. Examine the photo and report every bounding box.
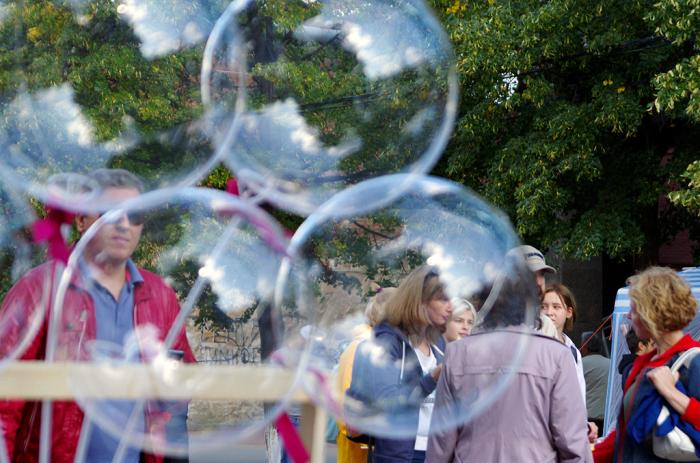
[0,260,196,463]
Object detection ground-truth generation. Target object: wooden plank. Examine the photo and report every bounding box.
[0,361,308,401]
[300,402,328,463]
[0,361,334,463]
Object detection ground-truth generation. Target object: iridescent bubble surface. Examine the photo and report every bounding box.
[209,0,458,214]
[0,182,47,371]
[277,174,538,439]
[49,187,302,457]
[0,0,242,211]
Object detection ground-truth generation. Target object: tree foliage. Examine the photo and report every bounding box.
[669,160,700,215]
[2,0,700,317]
[647,1,700,216]
[430,0,700,260]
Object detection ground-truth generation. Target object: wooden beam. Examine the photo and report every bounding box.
[0,362,335,463]
[0,361,308,401]
[300,402,328,463]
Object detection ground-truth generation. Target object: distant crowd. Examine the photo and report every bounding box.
[0,169,697,463]
[329,247,699,463]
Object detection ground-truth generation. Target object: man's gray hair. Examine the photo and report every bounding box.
[90,168,145,193]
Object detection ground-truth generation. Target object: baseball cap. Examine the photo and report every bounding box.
[517,245,556,274]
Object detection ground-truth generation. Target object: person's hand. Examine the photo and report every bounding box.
[647,366,679,397]
[431,363,443,381]
[647,365,693,416]
[587,421,598,443]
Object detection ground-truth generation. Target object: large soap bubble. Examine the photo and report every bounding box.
[208,0,458,215]
[276,174,539,440]
[43,187,304,459]
[0,183,52,371]
[0,0,243,210]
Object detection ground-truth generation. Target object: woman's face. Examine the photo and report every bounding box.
[628,299,652,339]
[426,295,453,328]
[444,311,475,342]
[541,291,572,334]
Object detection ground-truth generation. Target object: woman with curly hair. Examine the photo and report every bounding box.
[593,267,700,462]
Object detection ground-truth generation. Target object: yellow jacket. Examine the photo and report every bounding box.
[335,324,372,463]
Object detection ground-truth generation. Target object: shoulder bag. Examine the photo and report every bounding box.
[653,347,700,461]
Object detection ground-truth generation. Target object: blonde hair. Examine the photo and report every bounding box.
[628,266,697,339]
[544,282,577,332]
[365,287,397,327]
[382,265,444,344]
[450,298,476,322]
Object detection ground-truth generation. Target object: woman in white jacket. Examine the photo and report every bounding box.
[541,282,598,442]
[541,283,586,401]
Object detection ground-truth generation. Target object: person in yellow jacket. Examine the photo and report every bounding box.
[335,287,397,463]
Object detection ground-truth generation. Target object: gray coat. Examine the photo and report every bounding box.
[426,328,593,463]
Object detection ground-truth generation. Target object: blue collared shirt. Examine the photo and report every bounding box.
[81,258,144,463]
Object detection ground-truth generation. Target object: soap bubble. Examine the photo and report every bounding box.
[208,0,458,214]
[46,187,304,458]
[0,0,243,210]
[0,183,49,370]
[277,174,539,439]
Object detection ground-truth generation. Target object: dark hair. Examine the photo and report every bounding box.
[90,168,145,193]
[583,333,603,354]
[543,282,577,331]
[478,271,539,330]
[625,329,650,355]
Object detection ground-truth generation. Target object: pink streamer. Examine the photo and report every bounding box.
[223,177,291,257]
[275,412,310,463]
[226,178,240,196]
[31,209,74,263]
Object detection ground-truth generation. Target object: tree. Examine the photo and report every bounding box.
[648,1,700,216]
[220,0,455,215]
[429,0,700,262]
[0,0,231,190]
[670,161,700,215]
[3,0,700,311]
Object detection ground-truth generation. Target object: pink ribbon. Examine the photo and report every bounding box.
[275,412,310,463]
[226,178,240,196]
[223,176,291,257]
[307,367,343,417]
[226,179,303,459]
[248,214,290,257]
[32,208,74,263]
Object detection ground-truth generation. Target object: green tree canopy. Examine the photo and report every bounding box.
[430,0,700,261]
[2,0,699,280]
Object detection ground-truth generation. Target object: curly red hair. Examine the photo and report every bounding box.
[628,267,697,339]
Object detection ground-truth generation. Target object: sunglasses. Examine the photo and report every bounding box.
[99,210,147,226]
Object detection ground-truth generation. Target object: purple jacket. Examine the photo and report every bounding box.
[426,328,592,463]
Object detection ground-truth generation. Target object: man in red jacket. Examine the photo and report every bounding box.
[0,169,195,463]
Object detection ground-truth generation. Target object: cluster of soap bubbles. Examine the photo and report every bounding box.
[0,0,535,461]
